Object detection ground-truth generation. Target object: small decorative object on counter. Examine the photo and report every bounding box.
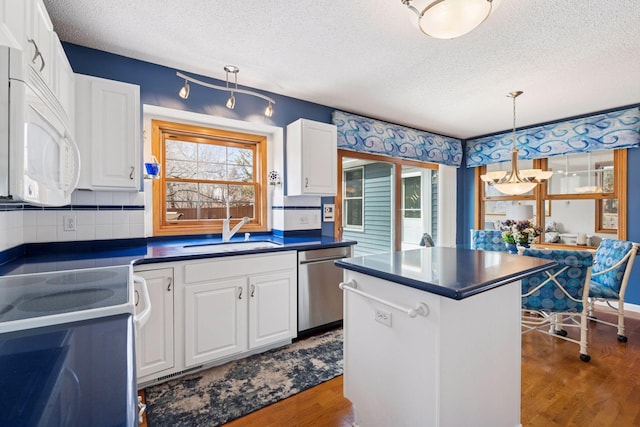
[144,156,161,180]
[500,219,541,254]
[267,170,281,186]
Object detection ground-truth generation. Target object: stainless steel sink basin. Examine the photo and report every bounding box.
[182,241,282,253]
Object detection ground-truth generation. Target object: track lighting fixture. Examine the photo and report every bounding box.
[176,65,276,117]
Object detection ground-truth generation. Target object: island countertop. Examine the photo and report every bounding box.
[335,246,557,300]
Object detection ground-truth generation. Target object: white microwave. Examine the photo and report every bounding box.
[0,47,80,206]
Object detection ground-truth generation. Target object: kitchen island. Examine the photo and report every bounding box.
[335,247,556,427]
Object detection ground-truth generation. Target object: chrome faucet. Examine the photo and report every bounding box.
[222,216,250,242]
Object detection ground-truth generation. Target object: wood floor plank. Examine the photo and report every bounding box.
[141,309,640,427]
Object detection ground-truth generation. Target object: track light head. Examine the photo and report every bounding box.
[178,80,190,99]
[226,93,236,109]
[264,103,273,117]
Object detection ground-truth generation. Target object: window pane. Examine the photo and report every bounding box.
[165,159,197,179]
[228,147,254,166]
[228,165,253,182]
[198,143,227,163]
[547,151,614,195]
[403,176,421,218]
[345,169,363,197]
[165,139,197,161]
[197,162,226,180]
[345,199,363,227]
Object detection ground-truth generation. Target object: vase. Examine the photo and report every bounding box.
[505,243,518,254]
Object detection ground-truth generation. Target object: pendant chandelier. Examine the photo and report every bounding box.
[402,0,494,39]
[480,91,552,195]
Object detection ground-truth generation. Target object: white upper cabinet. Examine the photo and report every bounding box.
[52,33,74,128]
[286,119,337,196]
[75,74,141,191]
[25,0,54,88]
[0,0,25,49]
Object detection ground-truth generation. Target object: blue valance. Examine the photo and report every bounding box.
[465,107,640,168]
[332,111,463,167]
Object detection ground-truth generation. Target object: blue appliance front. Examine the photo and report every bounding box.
[0,313,137,426]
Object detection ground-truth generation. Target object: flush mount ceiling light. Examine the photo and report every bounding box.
[402,0,493,39]
[176,65,276,116]
[480,91,553,196]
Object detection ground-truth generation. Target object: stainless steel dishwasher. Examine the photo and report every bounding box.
[298,245,353,334]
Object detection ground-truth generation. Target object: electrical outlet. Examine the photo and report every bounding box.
[375,308,392,327]
[63,215,76,231]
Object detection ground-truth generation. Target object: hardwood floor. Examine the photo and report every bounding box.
[141,310,640,427]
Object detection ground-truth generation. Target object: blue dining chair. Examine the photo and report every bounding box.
[587,239,639,342]
[521,248,594,362]
[470,229,508,252]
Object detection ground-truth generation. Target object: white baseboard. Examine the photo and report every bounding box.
[594,300,640,314]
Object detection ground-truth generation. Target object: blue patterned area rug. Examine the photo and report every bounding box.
[145,328,343,426]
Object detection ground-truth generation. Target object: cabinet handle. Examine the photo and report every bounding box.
[238,287,243,300]
[250,284,255,297]
[167,277,172,292]
[27,39,45,72]
[129,166,135,180]
[305,177,309,188]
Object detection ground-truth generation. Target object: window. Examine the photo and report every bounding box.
[475,149,627,247]
[343,167,364,230]
[151,120,267,236]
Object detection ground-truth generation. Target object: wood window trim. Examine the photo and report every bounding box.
[335,150,438,249]
[151,119,268,236]
[474,149,627,243]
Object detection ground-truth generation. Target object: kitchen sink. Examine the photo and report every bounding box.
[182,241,282,253]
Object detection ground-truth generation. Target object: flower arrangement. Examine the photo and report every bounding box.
[500,219,541,245]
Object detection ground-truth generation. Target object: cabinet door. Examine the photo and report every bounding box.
[53,34,74,129]
[0,0,25,50]
[75,74,141,190]
[134,268,174,380]
[184,278,248,367]
[26,0,54,88]
[286,119,337,196]
[249,269,297,349]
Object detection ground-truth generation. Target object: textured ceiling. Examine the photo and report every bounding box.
[43,0,640,139]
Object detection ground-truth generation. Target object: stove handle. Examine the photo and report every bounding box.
[133,275,152,329]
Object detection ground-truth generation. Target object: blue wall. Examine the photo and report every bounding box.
[63,43,338,236]
[65,43,640,305]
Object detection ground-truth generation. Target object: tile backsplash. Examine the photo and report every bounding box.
[0,187,327,252]
[0,189,146,251]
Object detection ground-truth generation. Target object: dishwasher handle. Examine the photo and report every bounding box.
[299,255,348,265]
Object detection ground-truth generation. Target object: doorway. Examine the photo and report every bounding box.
[336,151,438,257]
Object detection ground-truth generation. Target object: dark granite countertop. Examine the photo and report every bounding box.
[335,247,556,300]
[0,235,356,276]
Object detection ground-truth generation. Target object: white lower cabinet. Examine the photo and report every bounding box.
[133,267,174,380]
[249,271,297,349]
[184,277,248,367]
[135,251,297,386]
[183,252,297,368]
